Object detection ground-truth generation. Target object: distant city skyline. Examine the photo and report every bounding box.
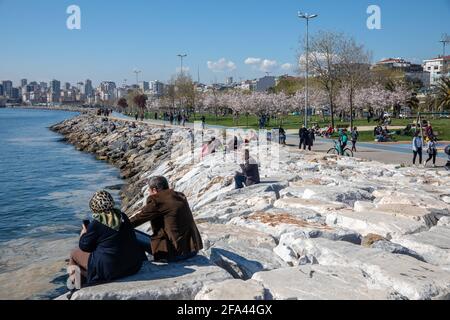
[1,0,449,85]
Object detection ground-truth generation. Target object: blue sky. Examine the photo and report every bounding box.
[1,0,449,86]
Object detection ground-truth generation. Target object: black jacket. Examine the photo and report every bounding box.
[299,128,309,139]
[79,212,146,285]
[240,163,261,186]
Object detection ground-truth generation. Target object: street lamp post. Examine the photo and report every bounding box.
[298,12,318,128]
[177,54,187,76]
[133,70,141,87]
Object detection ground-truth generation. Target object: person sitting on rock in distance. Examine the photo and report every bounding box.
[202,137,217,158]
[68,191,146,288]
[130,176,203,263]
[234,149,261,189]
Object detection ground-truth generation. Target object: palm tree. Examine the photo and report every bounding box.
[435,77,450,112]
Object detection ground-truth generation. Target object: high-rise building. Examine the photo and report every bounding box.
[85,79,93,97]
[140,81,150,92]
[49,79,61,102]
[21,79,28,87]
[2,81,13,97]
[10,88,20,100]
[64,82,71,91]
[150,81,164,96]
[226,77,234,85]
[100,81,117,101]
[0,84,3,96]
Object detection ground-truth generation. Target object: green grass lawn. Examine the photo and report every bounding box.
[142,112,450,142]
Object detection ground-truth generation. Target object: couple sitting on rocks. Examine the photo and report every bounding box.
[68,176,203,289]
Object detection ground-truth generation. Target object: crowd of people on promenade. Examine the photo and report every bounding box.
[161,112,189,127]
[96,108,113,117]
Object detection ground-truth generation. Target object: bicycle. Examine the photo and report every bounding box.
[327,140,354,157]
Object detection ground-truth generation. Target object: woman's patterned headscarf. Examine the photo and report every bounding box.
[89,191,122,231]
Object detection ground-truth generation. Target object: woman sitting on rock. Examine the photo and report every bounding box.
[68,191,146,287]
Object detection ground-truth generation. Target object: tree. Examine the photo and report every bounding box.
[301,31,343,128]
[133,94,148,117]
[435,77,450,112]
[117,97,128,111]
[126,89,141,115]
[336,37,372,128]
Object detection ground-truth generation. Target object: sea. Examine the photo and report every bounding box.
[0,108,123,299]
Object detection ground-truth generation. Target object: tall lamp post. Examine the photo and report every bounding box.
[133,70,141,87]
[298,12,318,128]
[177,54,187,76]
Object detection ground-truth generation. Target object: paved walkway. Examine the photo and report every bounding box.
[111,113,449,169]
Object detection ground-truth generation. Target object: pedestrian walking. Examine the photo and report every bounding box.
[412,132,423,166]
[425,137,438,167]
[299,125,308,150]
[307,128,315,151]
[351,127,359,152]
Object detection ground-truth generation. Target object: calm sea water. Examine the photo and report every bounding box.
[0,108,123,299]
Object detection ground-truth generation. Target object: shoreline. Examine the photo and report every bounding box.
[50,113,450,301]
[6,105,94,113]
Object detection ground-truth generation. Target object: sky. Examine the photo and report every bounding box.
[1,0,449,87]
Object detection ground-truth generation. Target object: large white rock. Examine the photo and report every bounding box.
[393,226,450,270]
[252,265,394,300]
[289,238,450,300]
[274,198,347,215]
[229,211,360,244]
[198,223,285,279]
[195,279,267,300]
[326,209,428,238]
[70,256,232,300]
[280,185,374,206]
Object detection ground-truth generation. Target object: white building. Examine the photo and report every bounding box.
[150,80,164,96]
[99,81,117,101]
[423,55,450,86]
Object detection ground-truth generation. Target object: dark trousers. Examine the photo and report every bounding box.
[425,152,437,165]
[299,138,307,150]
[69,248,90,280]
[235,174,246,189]
[352,140,357,152]
[413,148,423,165]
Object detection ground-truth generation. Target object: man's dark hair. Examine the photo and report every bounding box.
[148,176,170,191]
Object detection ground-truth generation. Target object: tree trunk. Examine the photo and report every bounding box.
[350,88,354,129]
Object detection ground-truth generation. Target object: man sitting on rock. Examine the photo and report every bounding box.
[130,176,203,263]
[234,149,261,189]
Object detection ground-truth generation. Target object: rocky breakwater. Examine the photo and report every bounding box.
[52,114,450,300]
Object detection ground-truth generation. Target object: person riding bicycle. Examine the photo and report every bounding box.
[338,129,349,155]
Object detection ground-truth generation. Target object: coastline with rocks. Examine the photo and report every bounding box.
[50,113,450,300]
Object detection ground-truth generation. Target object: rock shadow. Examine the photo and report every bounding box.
[209,248,265,280]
